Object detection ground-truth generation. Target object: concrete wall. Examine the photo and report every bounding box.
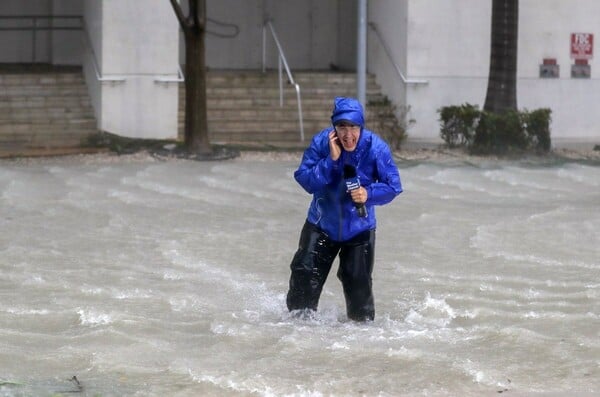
[199,0,356,71]
[0,0,81,64]
[368,0,599,142]
[367,0,409,122]
[0,0,51,63]
[368,0,491,140]
[518,0,600,141]
[82,0,103,126]
[50,0,83,65]
[336,0,359,70]
[84,0,180,139]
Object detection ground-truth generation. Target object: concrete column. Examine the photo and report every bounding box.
[96,0,180,139]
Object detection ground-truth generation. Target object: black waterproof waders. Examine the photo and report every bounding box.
[286,221,376,321]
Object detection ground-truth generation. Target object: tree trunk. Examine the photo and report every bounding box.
[170,0,212,155]
[483,0,519,113]
[184,30,211,154]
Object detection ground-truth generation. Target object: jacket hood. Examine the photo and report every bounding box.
[331,97,365,127]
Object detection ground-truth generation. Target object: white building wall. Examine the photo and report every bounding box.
[367,0,409,125]
[368,0,599,142]
[407,0,491,140]
[518,0,600,141]
[84,0,180,139]
[82,0,103,124]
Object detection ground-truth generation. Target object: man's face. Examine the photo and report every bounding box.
[335,122,361,152]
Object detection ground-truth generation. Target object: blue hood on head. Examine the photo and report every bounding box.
[331,97,365,127]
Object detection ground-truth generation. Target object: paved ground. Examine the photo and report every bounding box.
[1,130,599,163]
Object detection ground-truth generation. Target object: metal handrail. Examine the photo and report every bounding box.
[368,22,428,85]
[262,19,304,141]
[80,18,126,83]
[153,64,185,83]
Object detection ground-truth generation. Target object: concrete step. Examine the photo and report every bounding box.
[0,120,98,134]
[0,109,94,121]
[0,74,86,86]
[0,66,99,151]
[179,113,397,127]
[0,98,91,109]
[0,86,90,97]
[198,86,382,98]
[177,70,400,144]
[181,81,385,95]
[206,71,375,86]
[179,94,387,110]
[187,100,395,116]
[0,67,398,150]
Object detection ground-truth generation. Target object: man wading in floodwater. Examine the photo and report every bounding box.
[286,97,402,321]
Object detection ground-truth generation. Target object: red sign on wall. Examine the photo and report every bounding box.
[571,33,594,60]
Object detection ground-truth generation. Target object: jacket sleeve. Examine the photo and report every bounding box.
[366,140,402,205]
[294,132,340,194]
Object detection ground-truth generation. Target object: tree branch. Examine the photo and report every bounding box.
[169,0,190,31]
[189,0,206,33]
[197,0,206,32]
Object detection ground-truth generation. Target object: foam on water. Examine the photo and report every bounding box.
[77,308,115,327]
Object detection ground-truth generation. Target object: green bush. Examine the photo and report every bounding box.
[472,110,527,154]
[438,103,480,147]
[523,108,552,152]
[438,103,552,155]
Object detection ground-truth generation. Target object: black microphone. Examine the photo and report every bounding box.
[343,164,367,218]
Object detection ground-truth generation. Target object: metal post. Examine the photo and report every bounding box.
[262,24,266,73]
[357,0,367,106]
[32,16,37,63]
[278,56,283,106]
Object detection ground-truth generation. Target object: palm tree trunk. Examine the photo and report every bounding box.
[483,0,519,113]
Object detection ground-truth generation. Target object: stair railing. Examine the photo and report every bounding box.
[368,22,428,85]
[81,18,126,83]
[262,19,304,142]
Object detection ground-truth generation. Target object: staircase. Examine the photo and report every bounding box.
[0,65,99,157]
[0,67,401,157]
[179,70,401,148]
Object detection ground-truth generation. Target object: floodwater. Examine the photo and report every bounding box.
[0,153,598,397]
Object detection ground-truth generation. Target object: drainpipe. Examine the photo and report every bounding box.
[357,0,367,106]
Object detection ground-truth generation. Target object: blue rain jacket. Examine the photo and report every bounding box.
[294,98,402,242]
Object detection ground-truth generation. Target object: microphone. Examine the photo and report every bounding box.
[343,164,367,218]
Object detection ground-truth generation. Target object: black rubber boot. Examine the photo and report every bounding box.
[337,229,376,321]
[286,222,339,312]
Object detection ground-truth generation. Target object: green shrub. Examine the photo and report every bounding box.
[438,103,552,155]
[438,103,479,147]
[523,108,552,152]
[472,109,527,154]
